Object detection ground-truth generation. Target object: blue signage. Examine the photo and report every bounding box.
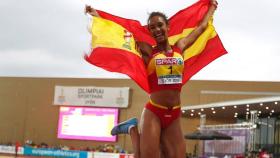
[23,147,88,158]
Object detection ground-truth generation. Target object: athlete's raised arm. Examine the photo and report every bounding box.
[176,0,218,52]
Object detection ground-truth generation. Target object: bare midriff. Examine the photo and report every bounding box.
[150,89,181,108]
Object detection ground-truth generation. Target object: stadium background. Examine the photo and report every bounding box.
[1,77,280,154]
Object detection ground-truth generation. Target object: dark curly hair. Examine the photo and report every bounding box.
[147,11,169,25]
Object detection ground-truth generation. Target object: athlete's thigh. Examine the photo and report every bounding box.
[139,108,161,158]
[161,118,186,158]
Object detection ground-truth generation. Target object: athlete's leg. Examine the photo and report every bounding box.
[129,126,140,158]
[111,109,167,158]
[161,118,186,158]
[139,108,162,158]
[111,118,140,158]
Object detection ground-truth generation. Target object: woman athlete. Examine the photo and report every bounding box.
[85,0,218,157]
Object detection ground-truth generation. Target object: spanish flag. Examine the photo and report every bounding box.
[167,0,227,84]
[84,14,151,92]
[85,0,227,93]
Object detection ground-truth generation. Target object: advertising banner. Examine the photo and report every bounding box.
[23,147,88,158]
[0,145,23,154]
[53,86,129,108]
[93,152,120,158]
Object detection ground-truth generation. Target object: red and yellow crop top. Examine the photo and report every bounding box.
[147,46,184,93]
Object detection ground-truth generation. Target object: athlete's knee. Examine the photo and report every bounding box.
[140,144,160,158]
[168,141,186,158]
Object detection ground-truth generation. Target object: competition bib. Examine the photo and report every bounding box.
[155,57,184,85]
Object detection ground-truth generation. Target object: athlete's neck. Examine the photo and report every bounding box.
[155,43,172,54]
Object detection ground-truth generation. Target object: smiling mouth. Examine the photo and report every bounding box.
[154,33,164,40]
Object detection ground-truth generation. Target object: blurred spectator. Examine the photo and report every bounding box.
[15,141,21,156]
[39,142,48,148]
[259,147,270,158]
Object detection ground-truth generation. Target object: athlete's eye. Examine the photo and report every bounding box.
[149,25,156,30]
[157,23,163,28]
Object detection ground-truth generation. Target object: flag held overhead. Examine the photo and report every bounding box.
[85,0,227,93]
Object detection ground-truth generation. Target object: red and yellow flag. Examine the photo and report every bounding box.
[167,0,227,84]
[85,0,227,93]
[84,15,150,92]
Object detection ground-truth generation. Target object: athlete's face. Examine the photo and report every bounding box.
[148,16,169,44]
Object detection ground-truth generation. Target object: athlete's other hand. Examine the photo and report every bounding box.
[210,0,218,9]
[84,5,99,17]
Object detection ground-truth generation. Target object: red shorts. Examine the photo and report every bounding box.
[145,100,181,129]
